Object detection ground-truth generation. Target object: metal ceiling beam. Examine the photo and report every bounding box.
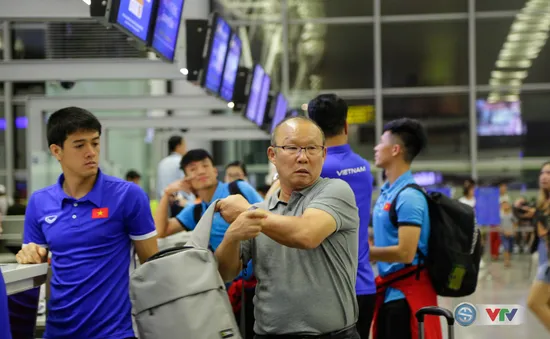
[23,95,228,111]
[0,59,186,81]
[0,0,89,20]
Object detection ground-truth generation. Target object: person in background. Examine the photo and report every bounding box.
[500,200,517,267]
[225,161,249,183]
[527,161,550,333]
[125,170,141,186]
[255,184,271,198]
[156,135,194,216]
[216,116,361,338]
[370,118,441,339]
[307,93,376,338]
[154,149,263,339]
[0,184,12,216]
[15,106,158,339]
[7,191,26,215]
[458,181,476,208]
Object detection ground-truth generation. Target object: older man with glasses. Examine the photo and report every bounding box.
[215,116,361,339]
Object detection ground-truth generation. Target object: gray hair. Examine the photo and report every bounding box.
[270,116,326,146]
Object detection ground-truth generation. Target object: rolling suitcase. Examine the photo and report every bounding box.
[416,306,454,339]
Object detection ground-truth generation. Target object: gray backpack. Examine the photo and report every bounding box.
[130,200,242,339]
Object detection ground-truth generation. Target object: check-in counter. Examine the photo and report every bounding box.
[1,263,48,296]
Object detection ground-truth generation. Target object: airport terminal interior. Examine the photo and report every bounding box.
[2,0,550,338]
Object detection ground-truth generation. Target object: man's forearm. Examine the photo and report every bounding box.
[215,237,242,283]
[262,213,310,249]
[370,245,412,263]
[154,194,171,238]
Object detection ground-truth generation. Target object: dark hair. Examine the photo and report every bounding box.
[463,183,474,197]
[125,170,141,180]
[271,116,326,145]
[168,136,183,153]
[225,160,248,177]
[180,149,214,174]
[47,106,102,147]
[383,118,427,163]
[256,184,271,195]
[307,94,348,138]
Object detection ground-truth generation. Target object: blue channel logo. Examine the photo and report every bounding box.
[454,302,477,327]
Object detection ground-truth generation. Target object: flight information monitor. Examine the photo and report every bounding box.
[115,0,156,42]
[254,75,271,126]
[245,65,265,122]
[202,15,231,95]
[151,0,185,61]
[271,93,288,132]
[220,33,242,102]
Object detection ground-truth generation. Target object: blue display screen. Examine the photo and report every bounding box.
[204,17,231,94]
[254,75,271,126]
[151,0,185,61]
[245,65,265,122]
[116,0,155,41]
[271,93,288,132]
[220,34,242,102]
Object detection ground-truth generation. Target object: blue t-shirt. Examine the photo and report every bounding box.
[176,180,264,279]
[372,170,430,303]
[320,144,376,295]
[0,273,12,339]
[23,169,157,339]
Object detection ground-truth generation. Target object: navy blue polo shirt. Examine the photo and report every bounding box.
[321,144,376,296]
[176,180,263,279]
[0,272,11,339]
[372,170,430,303]
[23,169,157,339]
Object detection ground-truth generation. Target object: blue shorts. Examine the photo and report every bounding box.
[536,263,550,284]
[501,235,514,252]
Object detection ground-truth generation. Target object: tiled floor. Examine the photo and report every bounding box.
[434,253,549,339]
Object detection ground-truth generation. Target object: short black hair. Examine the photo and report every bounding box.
[225,161,248,177]
[383,118,427,163]
[125,170,141,180]
[307,94,348,138]
[180,149,214,174]
[168,136,183,153]
[47,106,102,147]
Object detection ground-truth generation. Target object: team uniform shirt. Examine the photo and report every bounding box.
[23,169,157,339]
[175,180,263,277]
[321,144,375,296]
[372,170,430,303]
[0,273,11,339]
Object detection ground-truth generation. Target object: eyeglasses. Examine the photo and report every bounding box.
[272,145,325,156]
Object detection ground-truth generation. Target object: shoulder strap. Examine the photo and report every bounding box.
[193,204,204,224]
[389,183,425,228]
[228,179,244,196]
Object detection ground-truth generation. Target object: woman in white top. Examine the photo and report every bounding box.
[458,183,476,208]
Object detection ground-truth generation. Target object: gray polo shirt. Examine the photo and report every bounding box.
[241,177,359,335]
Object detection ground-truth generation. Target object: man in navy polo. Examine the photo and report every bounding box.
[16,107,158,339]
[370,118,439,339]
[154,149,263,338]
[307,94,376,338]
[0,272,12,339]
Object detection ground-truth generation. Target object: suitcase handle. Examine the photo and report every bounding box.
[415,306,454,326]
[146,246,188,262]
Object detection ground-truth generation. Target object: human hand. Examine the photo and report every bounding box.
[165,177,194,196]
[225,209,268,242]
[16,243,47,264]
[217,194,252,223]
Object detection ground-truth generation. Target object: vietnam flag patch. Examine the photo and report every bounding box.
[92,208,109,219]
[383,202,391,211]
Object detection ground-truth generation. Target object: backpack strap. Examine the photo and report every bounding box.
[228,179,244,196]
[388,183,425,228]
[193,204,204,225]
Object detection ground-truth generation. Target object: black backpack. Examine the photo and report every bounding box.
[193,180,244,224]
[389,183,482,297]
